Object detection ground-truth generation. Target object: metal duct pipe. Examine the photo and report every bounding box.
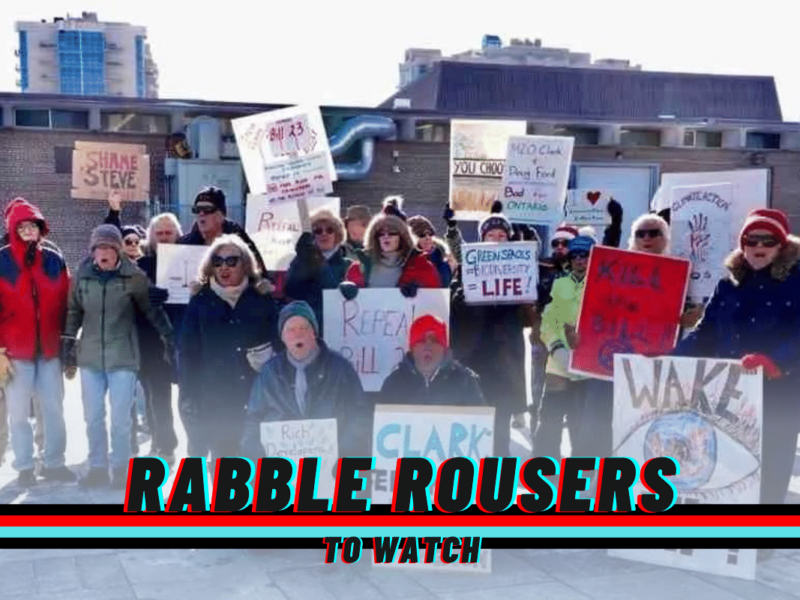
[336,138,375,181]
[329,115,396,180]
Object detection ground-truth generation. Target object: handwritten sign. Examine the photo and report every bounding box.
[461,242,538,304]
[260,418,338,499]
[449,120,527,221]
[322,289,450,392]
[564,189,614,227]
[369,404,495,504]
[232,106,336,202]
[500,135,574,225]
[71,141,150,202]
[670,183,732,300]
[245,195,341,272]
[155,244,209,304]
[569,247,690,380]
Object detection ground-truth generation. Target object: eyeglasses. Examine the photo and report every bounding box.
[743,235,779,248]
[191,204,218,215]
[123,238,139,247]
[313,226,335,236]
[211,255,241,268]
[570,251,589,259]
[551,239,569,249]
[635,229,663,239]
[378,230,400,238]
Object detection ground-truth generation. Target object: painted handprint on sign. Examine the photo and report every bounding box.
[688,213,712,263]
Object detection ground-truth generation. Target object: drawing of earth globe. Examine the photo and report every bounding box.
[643,412,717,491]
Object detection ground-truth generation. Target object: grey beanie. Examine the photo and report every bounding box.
[278,301,320,337]
[89,224,123,253]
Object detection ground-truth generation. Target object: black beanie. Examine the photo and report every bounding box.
[194,187,227,215]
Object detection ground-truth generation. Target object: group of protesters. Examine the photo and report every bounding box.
[0,183,797,506]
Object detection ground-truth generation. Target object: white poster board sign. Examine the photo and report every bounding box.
[670,183,733,300]
[155,244,210,304]
[232,105,336,201]
[259,418,337,499]
[461,242,538,304]
[322,289,450,392]
[370,404,495,504]
[449,120,527,221]
[500,135,574,225]
[610,354,762,580]
[564,189,615,227]
[245,195,341,272]
[650,169,768,250]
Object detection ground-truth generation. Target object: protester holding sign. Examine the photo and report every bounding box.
[0,199,73,487]
[63,225,174,489]
[284,208,356,330]
[178,235,279,470]
[344,197,442,295]
[672,208,800,504]
[379,315,485,407]
[533,235,595,460]
[241,301,372,460]
[449,205,530,456]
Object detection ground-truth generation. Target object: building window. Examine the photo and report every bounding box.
[14,109,89,129]
[746,132,781,150]
[135,36,145,98]
[620,128,662,147]
[58,30,106,95]
[18,31,29,91]
[101,112,170,134]
[15,109,50,128]
[414,121,450,142]
[553,126,600,145]
[684,130,723,148]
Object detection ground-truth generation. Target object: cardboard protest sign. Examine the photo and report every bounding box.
[260,418,337,499]
[569,247,690,380]
[232,106,336,202]
[155,244,210,304]
[610,354,762,580]
[500,136,574,225]
[651,169,768,250]
[245,195,340,271]
[322,288,450,392]
[461,242,538,304]
[449,120,527,220]
[71,141,150,201]
[370,404,495,504]
[670,183,733,300]
[564,189,615,227]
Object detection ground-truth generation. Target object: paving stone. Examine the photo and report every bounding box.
[516,548,660,582]
[75,554,129,589]
[694,570,800,600]
[435,581,591,600]
[565,569,755,600]
[33,556,82,593]
[4,586,136,600]
[0,559,36,596]
[120,549,273,586]
[133,579,286,600]
[757,557,800,598]
[363,567,432,598]
[269,567,343,600]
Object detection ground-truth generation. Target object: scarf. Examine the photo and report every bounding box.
[322,245,341,261]
[368,251,404,288]
[286,345,321,415]
[210,277,249,308]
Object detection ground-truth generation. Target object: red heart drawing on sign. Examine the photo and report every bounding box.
[586,191,602,205]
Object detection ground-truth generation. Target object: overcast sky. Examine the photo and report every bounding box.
[1,0,798,120]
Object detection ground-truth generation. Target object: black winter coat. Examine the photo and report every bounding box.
[241,341,373,459]
[178,283,280,420]
[379,354,485,407]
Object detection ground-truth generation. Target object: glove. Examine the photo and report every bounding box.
[443,204,456,227]
[148,286,169,306]
[0,348,14,388]
[162,337,176,367]
[60,337,77,368]
[607,198,623,223]
[400,282,419,298]
[741,353,783,379]
[246,343,274,372]
[254,278,275,295]
[490,200,503,214]
[339,281,359,301]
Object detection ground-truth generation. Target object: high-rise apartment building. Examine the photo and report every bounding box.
[15,12,159,98]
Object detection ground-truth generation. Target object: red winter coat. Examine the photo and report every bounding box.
[345,249,442,289]
[0,200,70,360]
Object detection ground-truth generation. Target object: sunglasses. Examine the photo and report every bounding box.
[418,231,434,238]
[313,226,336,236]
[551,239,569,249]
[743,235,779,248]
[123,238,139,246]
[570,251,590,259]
[378,230,400,238]
[211,255,241,268]
[191,205,218,215]
[635,229,663,239]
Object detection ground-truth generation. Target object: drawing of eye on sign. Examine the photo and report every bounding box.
[155,244,210,304]
[563,189,616,227]
[612,354,762,504]
[461,242,539,304]
[322,289,451,392]
[232,106,336,200]
[245,195,341,272]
